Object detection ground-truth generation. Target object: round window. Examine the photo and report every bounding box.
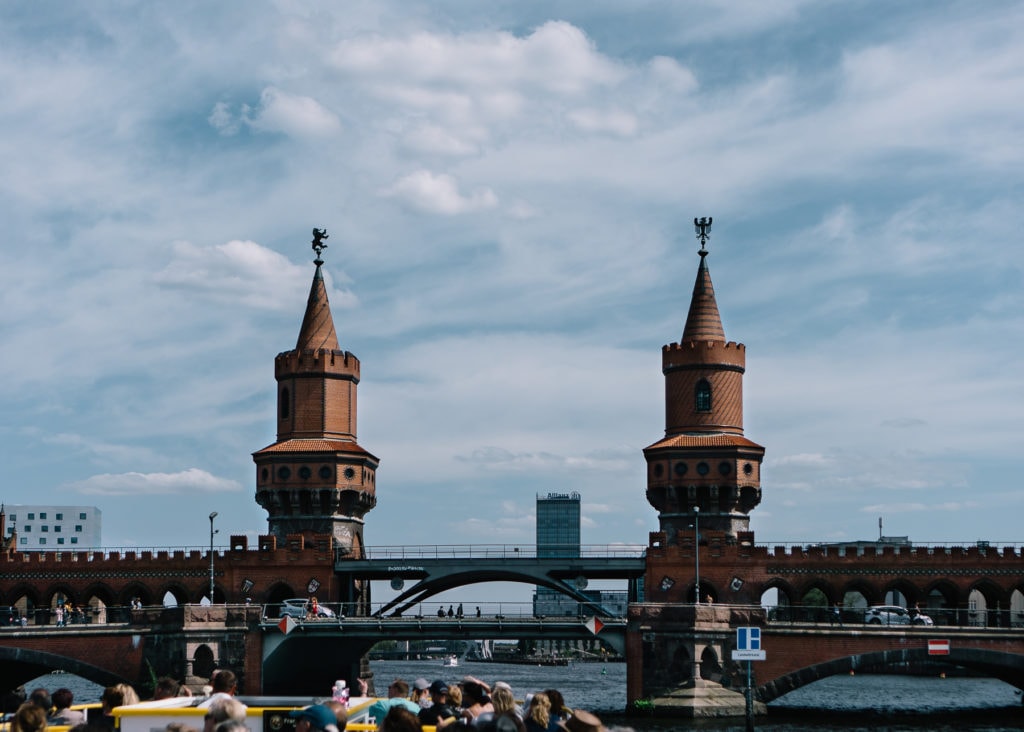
[718,461,731,476]
[696,462,710,476]
[319,466,333,480]
[299,466,312,479]
[344,467,356,480]
[277,466,291,480]
[653,463,664,477]
[743,462,753,476]
[674,462,688,477]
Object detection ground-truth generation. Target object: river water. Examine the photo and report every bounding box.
[24,662,1024,731]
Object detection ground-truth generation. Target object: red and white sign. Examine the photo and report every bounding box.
[928,639,950,655]
[584,617,604,635]
[278,615,297,635]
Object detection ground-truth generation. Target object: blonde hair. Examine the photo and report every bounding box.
[491,687,516,715]
[116,684,141,706]
[528,693,551,729]
[447,685,462,707]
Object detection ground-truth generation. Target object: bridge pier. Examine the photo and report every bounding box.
[626,603,767,719]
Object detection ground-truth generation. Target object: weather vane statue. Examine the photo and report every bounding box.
[312,228,329,263]
[694,216,712,253]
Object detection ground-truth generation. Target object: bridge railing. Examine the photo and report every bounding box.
[766,605,1024,628]
[344,544,646,560]
[264,600,631,621]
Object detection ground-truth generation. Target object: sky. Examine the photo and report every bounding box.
[1,1,1023,606]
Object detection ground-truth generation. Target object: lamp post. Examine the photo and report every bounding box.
[694,506,700,604]
[208,511,218,603]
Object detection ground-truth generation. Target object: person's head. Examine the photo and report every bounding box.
[411,678,429,703]
[100,687,124,714]
[29,689,51,711]
[153,678,181,700]
[203,697,246,732]
[12,703,48,732]
[490,687,515,716]
[528,693,551,728]
[214,721,248,732]
[321,700,348,732]
[428,680,449,704]
[461,682,487,707]
[446,685,462,708]
[51,689,74,712]
[378,706,419,732]
[387,679,409,699]
[543,689,566,718]
[211,671,237,695]
[557,710,607,732]
[115,684,140,707]
[288,704,339,732]
[165,723,199,732]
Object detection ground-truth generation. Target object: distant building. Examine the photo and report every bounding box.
[4,505,102,549]
[534,492,584,617]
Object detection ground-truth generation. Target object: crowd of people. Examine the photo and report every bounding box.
[361,674,627,732]
[1,669,631,732]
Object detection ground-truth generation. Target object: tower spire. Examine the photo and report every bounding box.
[295,228,340,352]
[681,217,725,343]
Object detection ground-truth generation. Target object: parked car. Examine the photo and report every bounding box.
[279,598,335,619]
[0,606,20,626]
[864,605,932,625]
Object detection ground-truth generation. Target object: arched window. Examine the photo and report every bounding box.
[695,379,712,412]
[280,388,290,419]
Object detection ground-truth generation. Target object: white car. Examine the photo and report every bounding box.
[279,598,335,619]
[864,605,932,625]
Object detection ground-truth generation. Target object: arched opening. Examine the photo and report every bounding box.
[969,588,988,627]
[800,586,829,623]
[695,379,712,412]
[193,644,216,681]
[700,646,722,683]
[884,588,908,607]
[762,582,794,621]
[280,388,290,419]
[162,591,179,607]
[1011,589,1024,628]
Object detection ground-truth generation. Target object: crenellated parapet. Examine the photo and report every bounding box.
[275,348,360,380]
[644,529,1024,611]
[663,340,746,372]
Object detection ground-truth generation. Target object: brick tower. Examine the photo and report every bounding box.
[253,229,378,555]
[644,219,763,542]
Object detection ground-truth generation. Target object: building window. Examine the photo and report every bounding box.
[57,538,65,545]
[54,526,61,533]
[8,514,14,522]
[39,538,46,545]
[27,513,35,520]
[695,379,712,412]
[71,537,78,544]
[24,525,31,533]
[56,512,63,520]
[75,525,83,532]
[19,537,26,545]
[40,512,47,519]
[281,388,290,419]
[41,526,48,533]
[79,512,87,520]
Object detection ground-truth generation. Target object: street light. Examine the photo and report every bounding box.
[694,506,700,605]
[209,511,219,603]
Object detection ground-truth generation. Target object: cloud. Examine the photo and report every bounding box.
[861,501,977,514]
[64,468,243,496]
[249,87,342,137]
[381,170,497,214]
[155,238,356,310]
[567,108,638,137]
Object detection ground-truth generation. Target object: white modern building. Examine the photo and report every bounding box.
[5,505,102,549]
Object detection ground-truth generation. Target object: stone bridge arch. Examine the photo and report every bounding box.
[0,645,125,693]
[758,647,1024,703]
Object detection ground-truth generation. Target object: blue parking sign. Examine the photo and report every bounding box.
[737,626,760,651]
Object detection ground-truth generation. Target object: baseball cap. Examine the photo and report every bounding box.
[413,678,430,691]
[429,680,449,695]
[289,704,339,732]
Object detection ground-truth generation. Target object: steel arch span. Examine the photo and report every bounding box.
[0,645,127,692]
